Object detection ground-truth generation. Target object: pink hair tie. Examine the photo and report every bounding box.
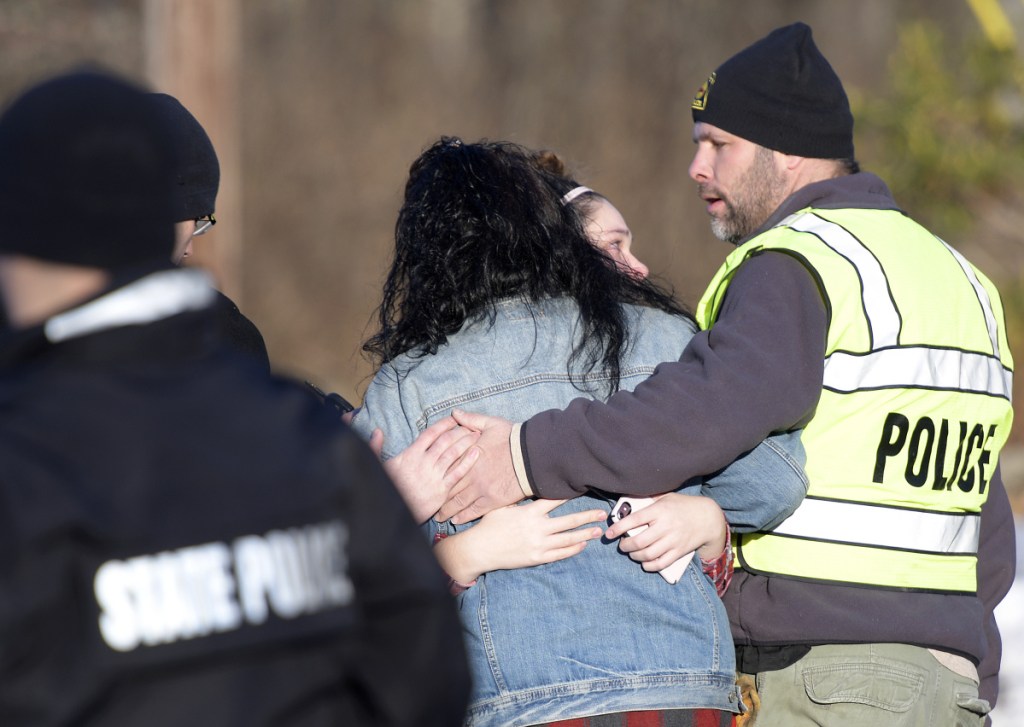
[560,186,593,205]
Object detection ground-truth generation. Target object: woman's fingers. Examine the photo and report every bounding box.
[550,526,603,548]
[544,509,608,534]
[540,542,591,563]
[530,498,569,515]
[450,408,508,432]
[618,531,670,562]
[368,428,385,459]
[408,417,460,453]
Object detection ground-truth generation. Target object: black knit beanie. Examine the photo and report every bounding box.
[691,23,854,159]
[0,69,177,268]
[149,93,219,221]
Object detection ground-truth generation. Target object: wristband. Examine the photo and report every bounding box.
[509,423,534,498]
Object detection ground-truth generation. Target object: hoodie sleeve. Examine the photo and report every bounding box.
[520,251,827,498]
[976,465,1016,713]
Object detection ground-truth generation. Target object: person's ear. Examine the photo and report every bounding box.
[777,151,804,173]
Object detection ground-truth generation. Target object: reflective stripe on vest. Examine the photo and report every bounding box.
[825,347,1012,398]
[735,532,979,592]
[785,213,901,348]
[768,496,981,554]
[699,208,1014,594]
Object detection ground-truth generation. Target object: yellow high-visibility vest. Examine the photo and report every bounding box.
[697,208,1014,594]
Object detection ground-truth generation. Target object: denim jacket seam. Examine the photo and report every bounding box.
[417,365,658,426]
[683,563,724,671]
[477,579,509,693]
[761,435,810,487]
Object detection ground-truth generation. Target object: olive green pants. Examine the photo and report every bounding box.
[740,643,990,727]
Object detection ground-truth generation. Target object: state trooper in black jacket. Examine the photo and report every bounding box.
[0,69,470,726]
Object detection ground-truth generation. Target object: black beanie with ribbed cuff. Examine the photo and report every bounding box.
[691,23,854,160]
[0,69,177,269]
[149,93,219,222]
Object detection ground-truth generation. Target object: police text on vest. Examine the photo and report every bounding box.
[873,412,997,493]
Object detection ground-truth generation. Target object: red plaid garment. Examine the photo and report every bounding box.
[700,522,734,597]
[539,709,735,727]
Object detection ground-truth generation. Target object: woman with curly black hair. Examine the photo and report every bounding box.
[361,137,686,396]
[351,137,807,727]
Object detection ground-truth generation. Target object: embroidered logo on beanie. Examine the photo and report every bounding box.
[691,72,716,112]
[691,23,854,160]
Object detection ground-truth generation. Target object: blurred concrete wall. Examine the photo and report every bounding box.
[234,0,966,399]
[0,0,1010,406]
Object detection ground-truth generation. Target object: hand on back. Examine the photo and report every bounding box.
[376,417,481,523]
[435,409,524,523]
[433,499,606,585]
[605,493,727,572]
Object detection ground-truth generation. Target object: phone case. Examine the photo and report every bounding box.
[610,496,695,584]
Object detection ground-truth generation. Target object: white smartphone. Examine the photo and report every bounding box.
[609,496,695,585]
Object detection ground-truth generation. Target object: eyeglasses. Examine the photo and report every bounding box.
[192,214,216,237]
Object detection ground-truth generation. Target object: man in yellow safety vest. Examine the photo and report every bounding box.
[431,22,1015,727]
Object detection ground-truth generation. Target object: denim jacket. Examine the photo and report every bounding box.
[353,297,807,727]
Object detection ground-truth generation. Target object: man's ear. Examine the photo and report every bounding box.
[777,151,804,173]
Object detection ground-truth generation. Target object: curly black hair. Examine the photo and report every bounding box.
[363,137,691,394]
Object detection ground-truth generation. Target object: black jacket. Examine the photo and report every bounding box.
[0,268,470,726]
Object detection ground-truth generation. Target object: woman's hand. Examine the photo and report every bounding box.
[433,499,606,585]
[604,494,726,574]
